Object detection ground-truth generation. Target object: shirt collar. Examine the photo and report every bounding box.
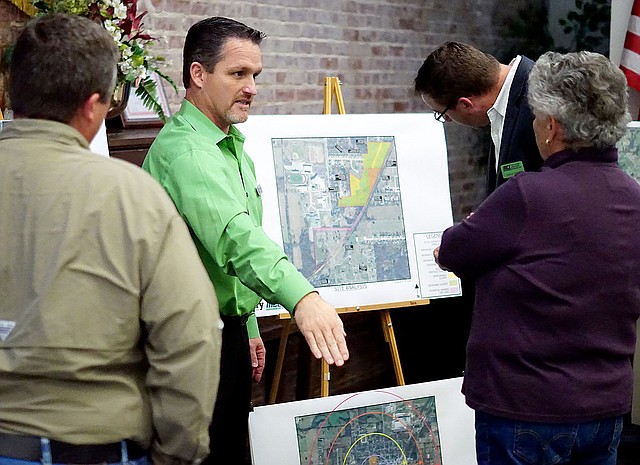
[0,118,90,149]
[178,99,246,145]
[487,55,521,120]
[543,147,619,168]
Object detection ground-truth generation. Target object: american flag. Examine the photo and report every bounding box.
[621,0,640,94]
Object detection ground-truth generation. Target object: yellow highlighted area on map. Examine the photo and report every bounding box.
[342,432,409,465]
[338,142,391,207]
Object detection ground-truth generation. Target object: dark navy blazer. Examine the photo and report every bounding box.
[486,56,543,197]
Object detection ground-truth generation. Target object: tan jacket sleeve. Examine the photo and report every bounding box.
[140,215,222,465]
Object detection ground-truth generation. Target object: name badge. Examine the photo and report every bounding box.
[500,161,525,179]
[255,184,263,196]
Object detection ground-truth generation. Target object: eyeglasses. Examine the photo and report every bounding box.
[433,105,451,123]
[421,94,451,123]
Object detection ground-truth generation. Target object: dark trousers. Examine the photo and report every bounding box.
[202,316,252,465]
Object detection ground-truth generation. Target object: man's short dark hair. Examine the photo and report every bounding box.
[9,13,119,123]
[182,16,266,89]
[414,42,500,108]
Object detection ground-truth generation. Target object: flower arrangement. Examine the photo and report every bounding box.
[33,0,176,122]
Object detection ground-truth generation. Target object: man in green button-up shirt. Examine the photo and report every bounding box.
[143,17,350,465]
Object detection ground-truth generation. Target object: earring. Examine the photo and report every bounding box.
[545,139,551,145]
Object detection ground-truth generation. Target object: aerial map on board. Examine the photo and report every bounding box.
[272,136,410,288]
[295,395,442,465]
[618,125,640,183]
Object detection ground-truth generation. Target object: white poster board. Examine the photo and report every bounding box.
[89,121,110,157]
[249,376,476,465]
[240,114,460,316]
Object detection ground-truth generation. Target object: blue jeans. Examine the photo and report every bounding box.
[475,411,623,465]
[0,439,149,465]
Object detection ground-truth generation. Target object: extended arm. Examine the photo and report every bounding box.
[164,151,348,365]
[438,181,527,278]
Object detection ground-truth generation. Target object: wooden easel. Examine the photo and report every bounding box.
[323,76,346,115]
[268,298,428,403]
[268,78,429,403]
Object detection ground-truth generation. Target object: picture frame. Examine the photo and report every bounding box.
[121,72,171,128]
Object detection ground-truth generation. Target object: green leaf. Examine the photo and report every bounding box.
[156,70,178,95]
[134,76,168,123]
[1,49,11,74]
[32,0,52,13]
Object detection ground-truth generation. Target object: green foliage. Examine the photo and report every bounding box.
[156,69,178,95]
[0,46,13,73]
[134,77,163,122]
[504,0,611,60]
[502,3,555,60]
[558,0,610,54]
[134,74,175,123]
[31,0,176,121]
[33,0,89,14]
[32,1,51,12]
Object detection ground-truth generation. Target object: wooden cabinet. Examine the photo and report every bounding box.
[106,127,160,167]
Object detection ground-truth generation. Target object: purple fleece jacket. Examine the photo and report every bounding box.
[439,147,640,423]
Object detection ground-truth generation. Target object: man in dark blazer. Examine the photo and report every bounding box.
[414,41,542,196]
[412,43,543,390]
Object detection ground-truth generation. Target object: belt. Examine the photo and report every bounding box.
[0,432,146,463]
[221,314,250,327]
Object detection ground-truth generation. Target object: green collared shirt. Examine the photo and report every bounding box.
[143,100,314,338]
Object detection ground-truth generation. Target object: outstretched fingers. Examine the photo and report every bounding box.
[301,323,348,366]
[294,292,350,366]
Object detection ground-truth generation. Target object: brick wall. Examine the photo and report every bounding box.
[0,0,535,218]
[137,0,532,219]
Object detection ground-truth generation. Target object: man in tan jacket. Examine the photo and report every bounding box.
[0,13,222,465]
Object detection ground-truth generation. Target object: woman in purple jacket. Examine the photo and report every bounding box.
[436,51,640,465]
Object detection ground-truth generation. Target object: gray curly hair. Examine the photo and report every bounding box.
[527,51,631,150]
